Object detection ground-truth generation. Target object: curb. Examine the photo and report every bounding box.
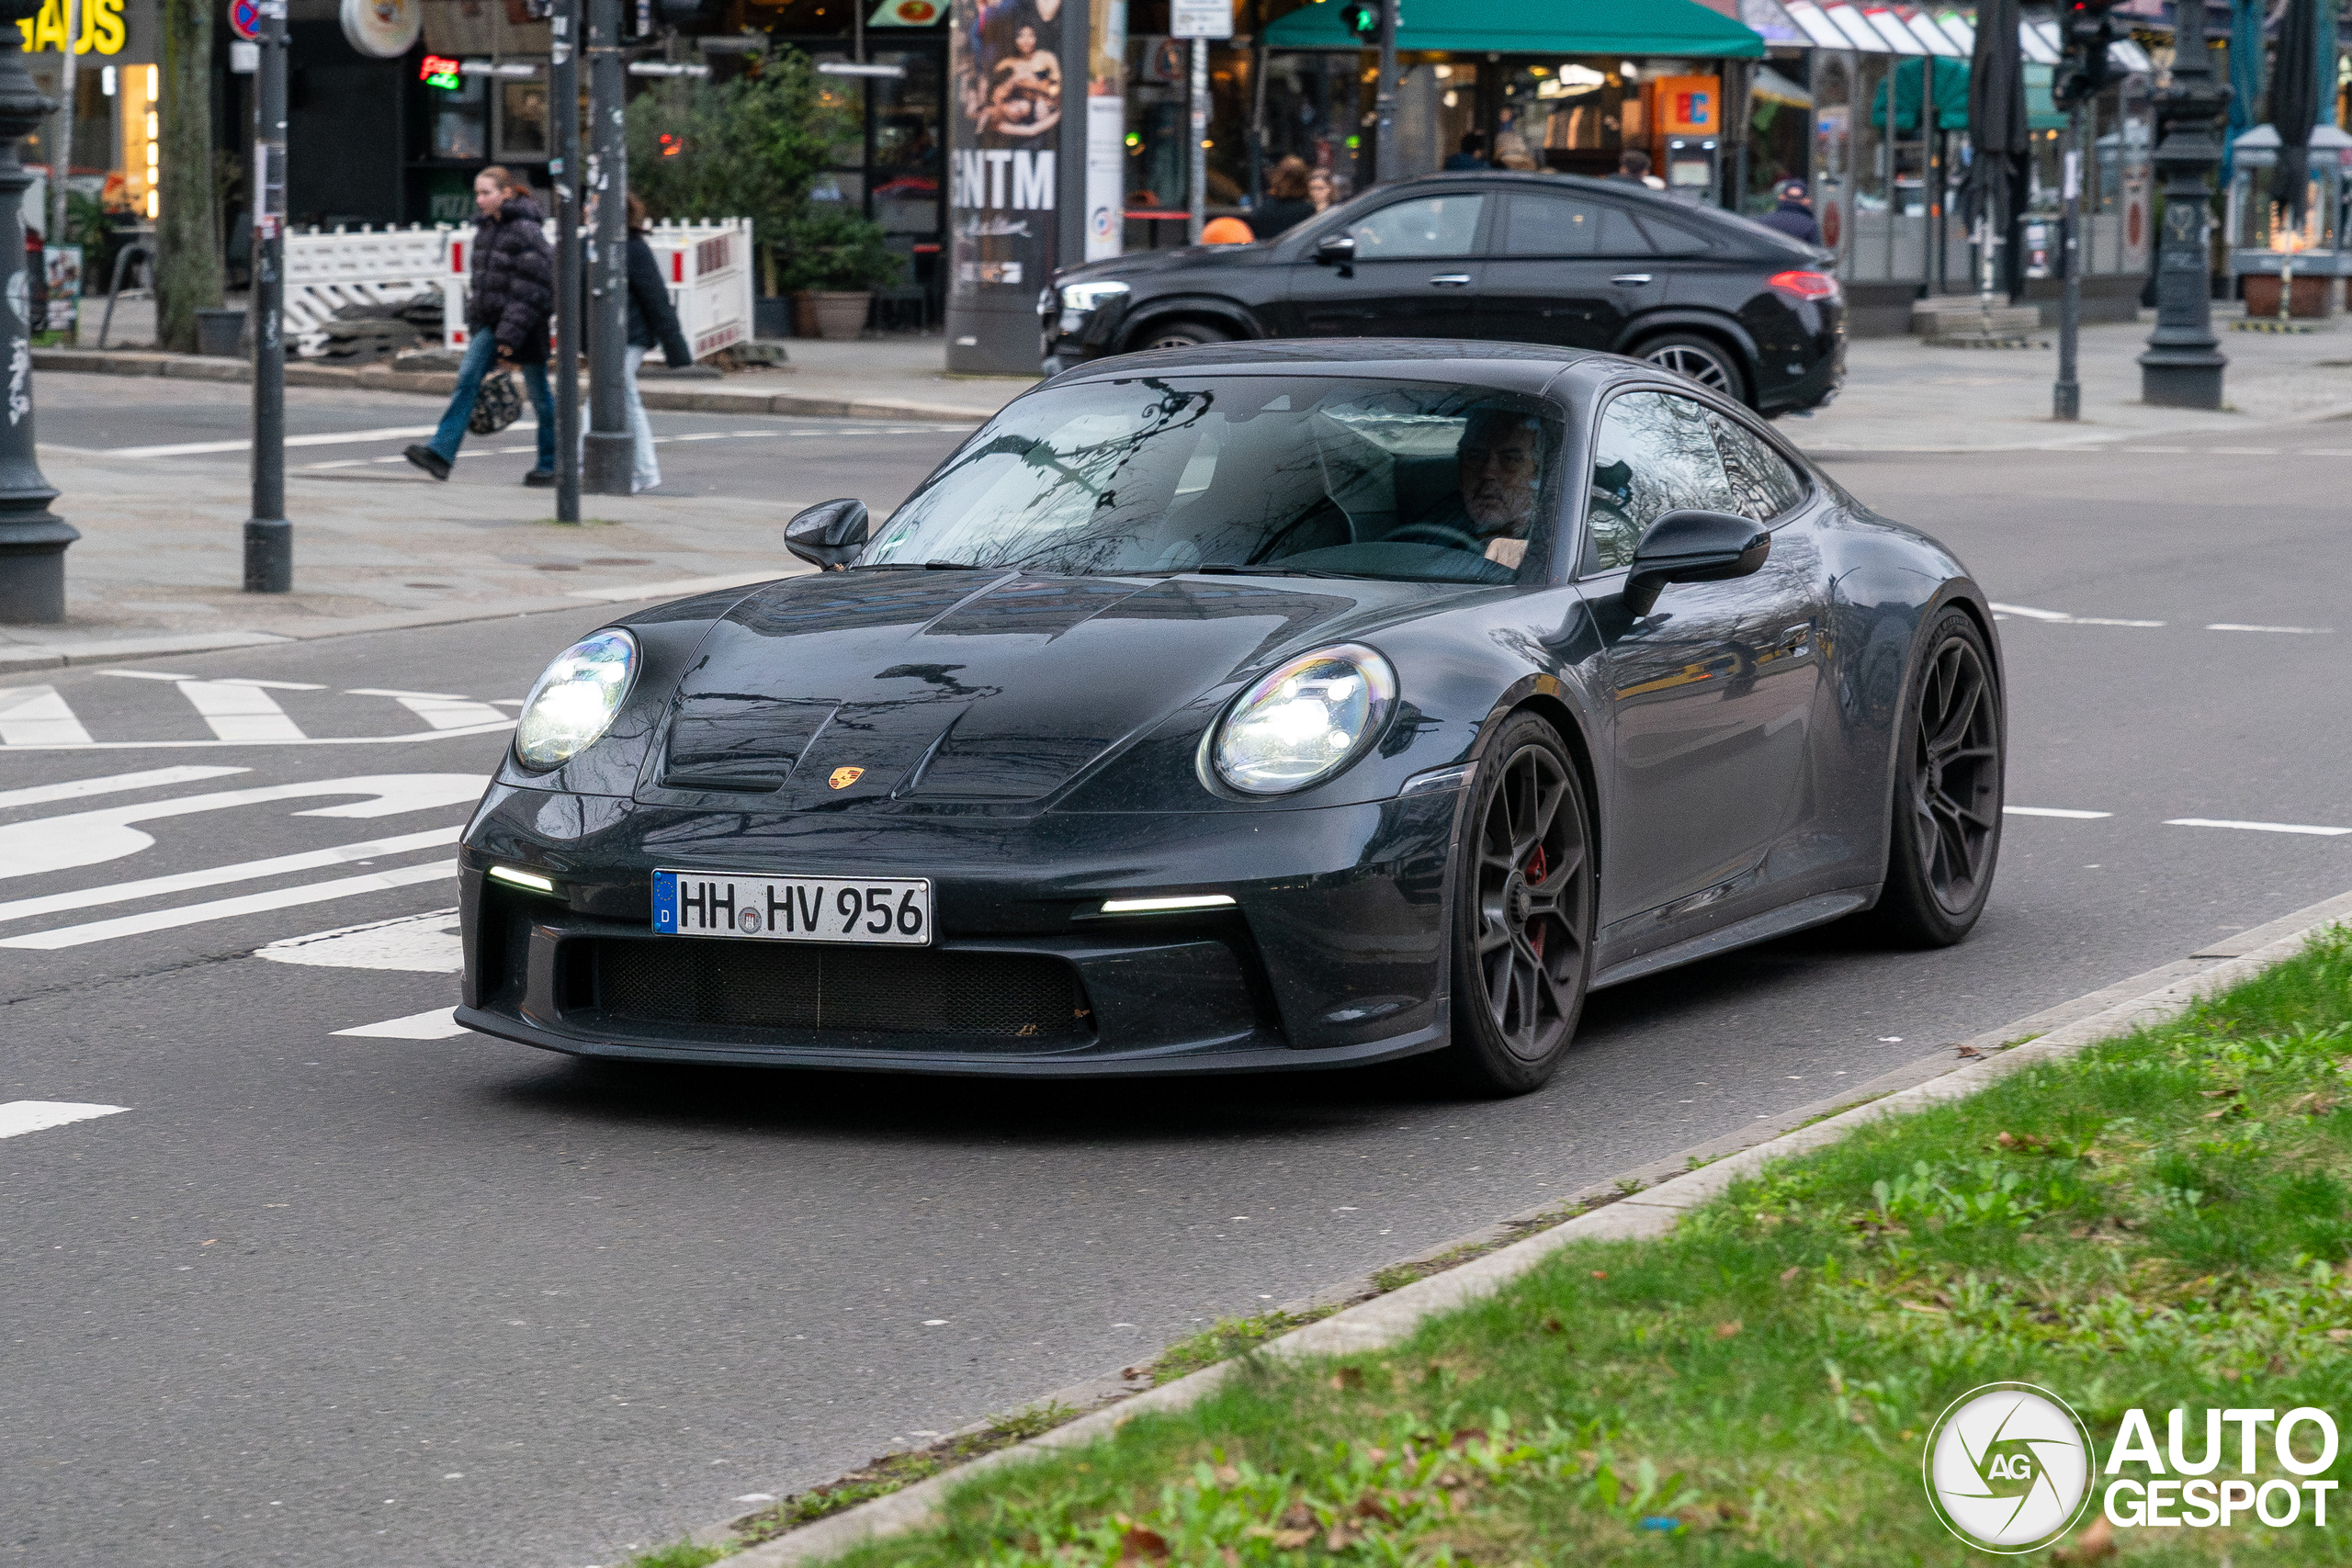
[31,348,992,425]
[710,884,2352,1566]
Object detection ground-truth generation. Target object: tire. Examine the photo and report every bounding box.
[1436,714,1598,1096]
[1637,332,1750,405]
[1870,607,2005,947]
[1133,319,1233,352]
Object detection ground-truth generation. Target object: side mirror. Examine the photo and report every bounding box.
[784,498,869,572]
[1314,232,1355,272]
[1622,509,1770,616]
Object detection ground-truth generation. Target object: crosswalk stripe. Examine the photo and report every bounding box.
[2166,818,2352,837]
[176,680,308,741]
[0,859,458,949]
[256,908,460,972]
[0,1100,129,1138]
[0,827,458,924]
[0,765,246,811]
[0,684,94,745]
[345,688,511,729]
[334,1007,470,1039]
[101,423,440,459]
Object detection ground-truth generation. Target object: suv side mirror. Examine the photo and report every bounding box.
[1314,232,1355,273]
[785,498,870,571]
[1623,509,1770,615]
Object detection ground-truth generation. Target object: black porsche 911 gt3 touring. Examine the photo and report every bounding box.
[455,340,2002,1094]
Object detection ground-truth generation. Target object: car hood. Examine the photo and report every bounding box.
[645,569,1407,808]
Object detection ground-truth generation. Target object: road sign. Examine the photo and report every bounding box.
[1170,0,1230,40]
[227,0,260,41]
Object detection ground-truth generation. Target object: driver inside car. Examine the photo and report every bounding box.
[1407,408,1544,570]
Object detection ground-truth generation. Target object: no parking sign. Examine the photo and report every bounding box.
[227,0,260,39]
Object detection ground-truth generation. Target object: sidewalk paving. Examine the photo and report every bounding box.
[10,303,2346,671]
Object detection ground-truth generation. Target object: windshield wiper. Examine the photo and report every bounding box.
[1195,562,1343,579]
[854,560,989,571]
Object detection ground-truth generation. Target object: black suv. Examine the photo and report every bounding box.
[1041,171,1844,417]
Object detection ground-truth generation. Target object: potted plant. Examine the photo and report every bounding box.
[781,207,904,341]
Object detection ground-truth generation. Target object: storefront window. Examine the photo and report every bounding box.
[495,76,550,164]
[871,49,944,235]
[432,76,488,163]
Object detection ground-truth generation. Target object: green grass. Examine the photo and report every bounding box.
[784,931,2352,1566]
[729,1404,1078,1544]
[624,1540,728,1568]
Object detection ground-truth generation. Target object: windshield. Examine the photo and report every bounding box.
[862,377,1562,585]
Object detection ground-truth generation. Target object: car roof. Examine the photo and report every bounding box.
[1038,338,1617,396]
[1314,170,1806,255]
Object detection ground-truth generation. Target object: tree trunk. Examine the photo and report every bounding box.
[153,0,218,352]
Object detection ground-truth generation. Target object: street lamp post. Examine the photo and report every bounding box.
[2140,0,2230,409]
[0,0,75,624]
[583,0,631,495]
[550,0,582,523]
[244,0,290,591]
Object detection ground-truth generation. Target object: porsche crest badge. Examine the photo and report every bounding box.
[828,766,865,790]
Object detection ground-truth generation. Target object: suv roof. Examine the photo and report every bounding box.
[1037,338,1618,395]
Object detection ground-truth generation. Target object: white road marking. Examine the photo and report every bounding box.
[2206,623,2332,634]
[0,684,94,745]
[101,424,440,458]
[0,765,246,811]
[345,688,511,729]
[0,773,485,880]
[0,828,458,924]
[98,669,198,680]
[0,1101,129,1139]
[2004,807,2112,818]
[0,860,458,949]
[2207,446,2279,456]
[1985,602,2163,627]
[2166,818,2352,837]
[0,719,515,752]
[258,908,462,972]
[334,1007,470,1040]
[175,680,307,741]
[212,678,327,691]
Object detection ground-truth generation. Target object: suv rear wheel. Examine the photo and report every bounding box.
[1638,332,1748,405]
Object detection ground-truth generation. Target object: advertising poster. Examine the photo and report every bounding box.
[949,0,1065,299]
[1083,0,1124,261]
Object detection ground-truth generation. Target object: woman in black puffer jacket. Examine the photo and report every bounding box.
[406,167,560,484]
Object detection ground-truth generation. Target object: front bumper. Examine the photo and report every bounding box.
[458,784,1463,1076]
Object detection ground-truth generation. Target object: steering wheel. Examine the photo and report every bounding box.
[1384,523,1486,553]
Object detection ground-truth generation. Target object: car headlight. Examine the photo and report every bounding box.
[1211,643,1396,795]
[1059,280,1130,312]
[514,628,639,770]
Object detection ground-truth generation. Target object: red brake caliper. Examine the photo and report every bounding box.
[1525,844,1548,960]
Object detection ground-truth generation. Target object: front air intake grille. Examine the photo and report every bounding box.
[590,938,1094,1045]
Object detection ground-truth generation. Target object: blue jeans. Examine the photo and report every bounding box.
[429,333,557,471]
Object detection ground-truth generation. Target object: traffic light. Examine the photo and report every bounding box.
[2053,0,2118,109]
[1340,0,1383,42]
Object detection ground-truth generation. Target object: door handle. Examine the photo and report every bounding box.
[1775,620,1814,658]
[1611,273,1654,285]
[1427,273,1474,288]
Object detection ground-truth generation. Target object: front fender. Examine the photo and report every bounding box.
[1118,296,1267,350]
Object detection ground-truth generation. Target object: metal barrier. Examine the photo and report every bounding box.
[282,217,754,361]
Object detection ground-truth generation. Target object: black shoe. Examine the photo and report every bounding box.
[523,468,556,488]
[403,444,451,481]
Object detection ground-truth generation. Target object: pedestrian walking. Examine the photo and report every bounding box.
[1754,179,1823,244]
[405,166,559,486]
[1252,156,1316,239]
[1611,149,1667,190]
[620,193,695,494]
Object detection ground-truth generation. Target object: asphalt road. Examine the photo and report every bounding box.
[5,427,2351,1567]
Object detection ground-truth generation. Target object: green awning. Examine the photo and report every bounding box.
[1261,0,1765,60]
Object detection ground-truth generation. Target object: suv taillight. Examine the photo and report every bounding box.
[1768,270,1840,303]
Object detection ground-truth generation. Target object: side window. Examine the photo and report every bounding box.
[1583,391,1738,573]
[1634,213,1712,254]
[1349,194,1485,259]
[1498,194,1647,257]
[1707,412,1807,523]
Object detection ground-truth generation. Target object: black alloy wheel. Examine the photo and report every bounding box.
[1638,332,1747,404]
[1442,714,1596,1095]
[1871,607,2004,946]
[1137,320,1233,352]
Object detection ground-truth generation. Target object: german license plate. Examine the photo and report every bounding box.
[652,869,933,946]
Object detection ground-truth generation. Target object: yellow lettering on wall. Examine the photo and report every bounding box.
[18,0,123,53]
